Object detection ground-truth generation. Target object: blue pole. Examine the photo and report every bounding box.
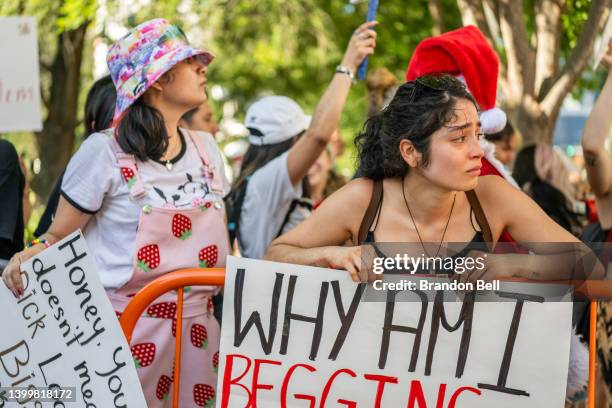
[357,0,379,81]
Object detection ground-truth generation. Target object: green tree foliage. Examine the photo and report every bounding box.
[1,0,609,193]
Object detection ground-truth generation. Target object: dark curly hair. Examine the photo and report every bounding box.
[356,75,478,180]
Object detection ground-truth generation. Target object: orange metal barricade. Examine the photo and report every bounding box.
[119,268,225,408]
[589,301,597,408]
[119,270,609,408]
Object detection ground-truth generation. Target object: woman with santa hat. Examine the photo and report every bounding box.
[265,73,596,282]
[264,73,600,402]
[405,25,518,187]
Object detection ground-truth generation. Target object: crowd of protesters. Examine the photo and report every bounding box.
[1,17,612,407]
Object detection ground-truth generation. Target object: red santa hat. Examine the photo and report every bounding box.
[405,25,506,134]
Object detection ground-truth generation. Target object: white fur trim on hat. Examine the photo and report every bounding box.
[479,107,507,134]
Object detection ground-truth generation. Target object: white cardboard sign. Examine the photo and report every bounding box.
[0,231,147,407]
[0,17,42,133]
[217,256,572,408]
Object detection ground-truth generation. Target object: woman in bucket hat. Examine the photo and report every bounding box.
[4,18,228,407]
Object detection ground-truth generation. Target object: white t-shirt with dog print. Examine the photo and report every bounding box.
[61,129,229,289]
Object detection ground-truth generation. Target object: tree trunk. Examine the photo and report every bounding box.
[428,0,446,36]
[456,0,611,145]
[505,98,556,146]
[32,22,89,200]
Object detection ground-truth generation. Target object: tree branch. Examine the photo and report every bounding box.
[480,0,512,98]
[456,0,512,99]
[482,0,500,38]
[534,0,564,96]
[457,0,495,42]
[499,0,536,100]
[541,0,612,116]
[428,0,445,36]
[40,84,50,110]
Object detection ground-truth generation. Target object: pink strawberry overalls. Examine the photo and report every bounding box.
[107,130,228,408]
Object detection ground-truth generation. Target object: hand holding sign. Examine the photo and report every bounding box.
[0,231,147,407]
[2,240,47,297]
[340,21,378,79]
[326,244,379,283]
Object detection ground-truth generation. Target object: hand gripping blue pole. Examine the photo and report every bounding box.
[357,0,379,81]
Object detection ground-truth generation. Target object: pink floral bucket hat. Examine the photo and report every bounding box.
[107,18,214,120]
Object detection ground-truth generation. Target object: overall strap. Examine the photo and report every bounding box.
[466,190,494,248]
[183,129,225,194]
[106,130,147,199]
[358,179,383,245]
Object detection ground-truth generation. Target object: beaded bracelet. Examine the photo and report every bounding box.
[26,238,51,249]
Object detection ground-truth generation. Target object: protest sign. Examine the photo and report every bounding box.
[0,231,147,407]
[0,16,42,132]
[218,256,572,408]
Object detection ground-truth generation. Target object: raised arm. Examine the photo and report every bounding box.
[582,39,612,197]
[287,21,377,186]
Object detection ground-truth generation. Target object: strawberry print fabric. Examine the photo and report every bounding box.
[60,129,229,289]
[110,295,220,408]
[107,129,228,407]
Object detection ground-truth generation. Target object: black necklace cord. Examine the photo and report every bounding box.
[401,175,457,259]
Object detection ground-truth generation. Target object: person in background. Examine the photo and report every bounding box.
[34,75,116,237]
[485,122,519,170]
[580,38,612,407]
[180,101,226,323]
[180,100,234,183]
[225,21,377,260]
[18,155,32,227]
[583,39,612,240]
[0,139,25,270]
[179,100,220,137]
[366,67,399,119]
[329,126,346,158]
[308,144,346,209]
[512,144,583,236]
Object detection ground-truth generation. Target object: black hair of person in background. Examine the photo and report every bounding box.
[512,145,582,236]
[34,75,116,237]
[0,139,25,267]
[484,122,518,168]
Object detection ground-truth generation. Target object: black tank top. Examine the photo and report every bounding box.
[360,182,490,273]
